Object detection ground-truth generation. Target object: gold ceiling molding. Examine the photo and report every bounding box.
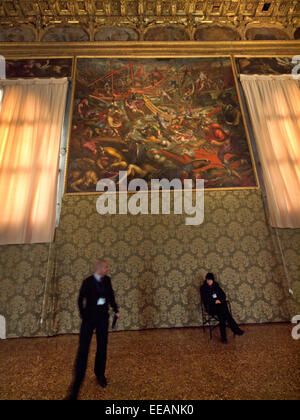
[1,40,300,58]
[0,1,299,42]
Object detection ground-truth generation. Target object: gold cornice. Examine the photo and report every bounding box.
[0,40,300,57]
[0,1,299,41]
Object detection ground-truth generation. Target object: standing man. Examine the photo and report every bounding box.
[200,272,244,344]
[67,260,120,400]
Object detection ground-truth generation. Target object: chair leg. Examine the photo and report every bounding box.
[209,323,213,340]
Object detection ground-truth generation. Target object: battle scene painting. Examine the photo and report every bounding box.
[66,58,256,193]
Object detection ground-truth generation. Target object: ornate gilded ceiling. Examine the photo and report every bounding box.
[0,0,299,42]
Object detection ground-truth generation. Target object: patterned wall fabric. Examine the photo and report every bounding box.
[0,243,51,337]
[0,189,299,338]
[274,228,300,315]
[51,189,297,335]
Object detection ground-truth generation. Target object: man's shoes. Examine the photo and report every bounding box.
[65,393,78,400]
[64,387,78,400]
[221,338,228,344]
[65,385,79,400]
[235,329,244,336]
[97,375,107,388]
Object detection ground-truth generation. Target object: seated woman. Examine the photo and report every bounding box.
[200,272,244,343]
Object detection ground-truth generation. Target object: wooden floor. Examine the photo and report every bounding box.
[0,323,299,400]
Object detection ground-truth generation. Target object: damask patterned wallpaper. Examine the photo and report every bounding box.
[0,243,51,337]
[274,228,300,314]
[0,189,299,338]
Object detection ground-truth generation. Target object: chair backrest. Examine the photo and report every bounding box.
[200,299,208,316]
[199,289,203,307]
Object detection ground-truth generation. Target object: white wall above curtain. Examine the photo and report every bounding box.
[0,78,68,245]
[240,74,300,228]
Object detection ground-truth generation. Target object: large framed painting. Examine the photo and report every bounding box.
[66,57,257,193]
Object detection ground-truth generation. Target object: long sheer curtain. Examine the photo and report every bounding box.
[240,74,300,228]
[0,78,68,244]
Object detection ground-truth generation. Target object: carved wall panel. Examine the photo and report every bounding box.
[144,25,189,41]
[94,26,139,41]
[41,25,90,42]
[245,26,291,41]
[194,25,241,41]
[0,24,36,42]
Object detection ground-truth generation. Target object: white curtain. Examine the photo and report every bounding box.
[240,74,300,228]
[0,78,68,244]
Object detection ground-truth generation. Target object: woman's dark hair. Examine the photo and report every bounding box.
[205,272,215,281]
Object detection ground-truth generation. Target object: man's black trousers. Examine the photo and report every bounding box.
[71,313,109,396]
[210,303,240,340]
